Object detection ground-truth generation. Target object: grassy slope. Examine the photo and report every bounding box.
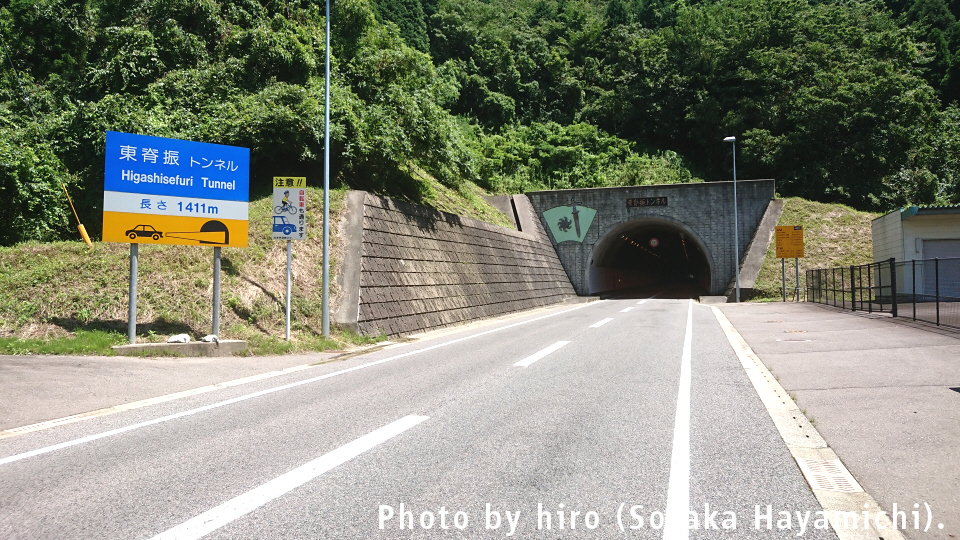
[0,175,515,354]
[753,197,879,299]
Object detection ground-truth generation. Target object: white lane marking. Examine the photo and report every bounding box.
[149,415,428,540]
[620,307,634,313]
[637,300,647,305]
[0,302,597,467]
[589,318,614,328]
[514,341,570,367]
[663,299,693,540]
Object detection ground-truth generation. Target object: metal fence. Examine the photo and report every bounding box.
[806,257,960,329]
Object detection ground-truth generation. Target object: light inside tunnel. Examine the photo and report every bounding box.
[587,219,712,298]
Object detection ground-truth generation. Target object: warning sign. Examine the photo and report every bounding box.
[775,225,804,258]
[272,177,307,240]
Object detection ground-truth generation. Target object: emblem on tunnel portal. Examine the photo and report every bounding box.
[543,204,597,244]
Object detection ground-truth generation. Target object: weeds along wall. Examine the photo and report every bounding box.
[334,191,577,336]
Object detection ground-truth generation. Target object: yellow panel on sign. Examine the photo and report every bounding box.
[103,211,248,247]
[273,177,306,188]
[775,225,804,258]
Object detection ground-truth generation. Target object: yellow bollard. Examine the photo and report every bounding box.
[62,183,93,248]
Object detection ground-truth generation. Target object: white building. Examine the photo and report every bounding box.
[873,206,960,262]
[872,206,960,298]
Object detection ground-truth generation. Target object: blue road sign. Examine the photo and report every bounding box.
[104,131,249,202]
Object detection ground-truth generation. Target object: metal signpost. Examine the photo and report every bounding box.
[273,177,307,340]
[103,131,249,343]
[775,225,805,301]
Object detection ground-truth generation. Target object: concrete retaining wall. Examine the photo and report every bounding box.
[335,191,577,336]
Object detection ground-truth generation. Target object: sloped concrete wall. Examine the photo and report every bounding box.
[335,191,577,336]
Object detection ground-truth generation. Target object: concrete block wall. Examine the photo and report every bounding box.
[335,191,577,336]
[525,180,776,295]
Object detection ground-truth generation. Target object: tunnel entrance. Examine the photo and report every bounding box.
[587,218,712,298]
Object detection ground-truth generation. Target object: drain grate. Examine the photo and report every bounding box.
[795,458,863,493]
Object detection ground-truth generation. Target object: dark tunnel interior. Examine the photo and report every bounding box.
[587,220,712,298]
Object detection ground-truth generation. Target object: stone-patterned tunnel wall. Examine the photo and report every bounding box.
[525,180,776,296]
[338,192,577,336]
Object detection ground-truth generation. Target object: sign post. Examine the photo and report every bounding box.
[103,131,249,342]
[273,177,307,340]
[775,225,805,301]
[128,243,138,343]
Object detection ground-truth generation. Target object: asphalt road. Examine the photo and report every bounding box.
[0,299,835,539]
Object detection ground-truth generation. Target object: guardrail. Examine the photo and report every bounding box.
[806,257,960,329]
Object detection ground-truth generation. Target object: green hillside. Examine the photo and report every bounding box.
[3,0,959,351]
[6,0,960,247]
[753,198,880,299]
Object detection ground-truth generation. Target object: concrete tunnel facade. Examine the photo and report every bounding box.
[525,180,777,298]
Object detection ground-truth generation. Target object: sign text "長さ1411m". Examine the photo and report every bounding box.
[102,131,250,247]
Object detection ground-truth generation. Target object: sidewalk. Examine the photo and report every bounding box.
[718,301,960,540]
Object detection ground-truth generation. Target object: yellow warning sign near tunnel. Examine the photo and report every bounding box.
[775,225,804,258]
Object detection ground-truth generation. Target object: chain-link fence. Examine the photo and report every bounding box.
[807,257,960,329]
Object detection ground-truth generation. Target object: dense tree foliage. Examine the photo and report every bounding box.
[1,0,959,245]
[1,0,690,245]
[422,0,960,209]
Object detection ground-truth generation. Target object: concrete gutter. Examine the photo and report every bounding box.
[333,190,365,334]
[726,198,786,301]
[481,195,519,229]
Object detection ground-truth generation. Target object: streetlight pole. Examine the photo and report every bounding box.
[322,0,331,337]
[723,136,740,303]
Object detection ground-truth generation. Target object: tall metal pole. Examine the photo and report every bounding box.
[322,0,331,337]
[128,243,138,344]
[286,240,292,341]
[213,247,221,337]
[724,137,741,303]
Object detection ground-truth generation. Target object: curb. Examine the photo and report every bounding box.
[711,306,905,540]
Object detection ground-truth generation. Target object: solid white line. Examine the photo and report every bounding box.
[663,299,693,540]
[589,318,614,328]
[149,415,428,540]
[0,301,597,467]
[514,341,570,367]
[620,307,634,313]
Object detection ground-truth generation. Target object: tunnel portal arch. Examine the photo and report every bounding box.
[525,180,776,298]
[587,217,714,297]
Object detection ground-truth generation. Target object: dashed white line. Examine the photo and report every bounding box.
[663,299,693,540]
[590,318,615,328]
[514,341,571,367]
[148,415,428,540]
[637,300,647,305]
[620,307,634,313]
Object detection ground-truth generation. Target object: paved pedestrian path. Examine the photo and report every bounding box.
[718,302,960,540]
